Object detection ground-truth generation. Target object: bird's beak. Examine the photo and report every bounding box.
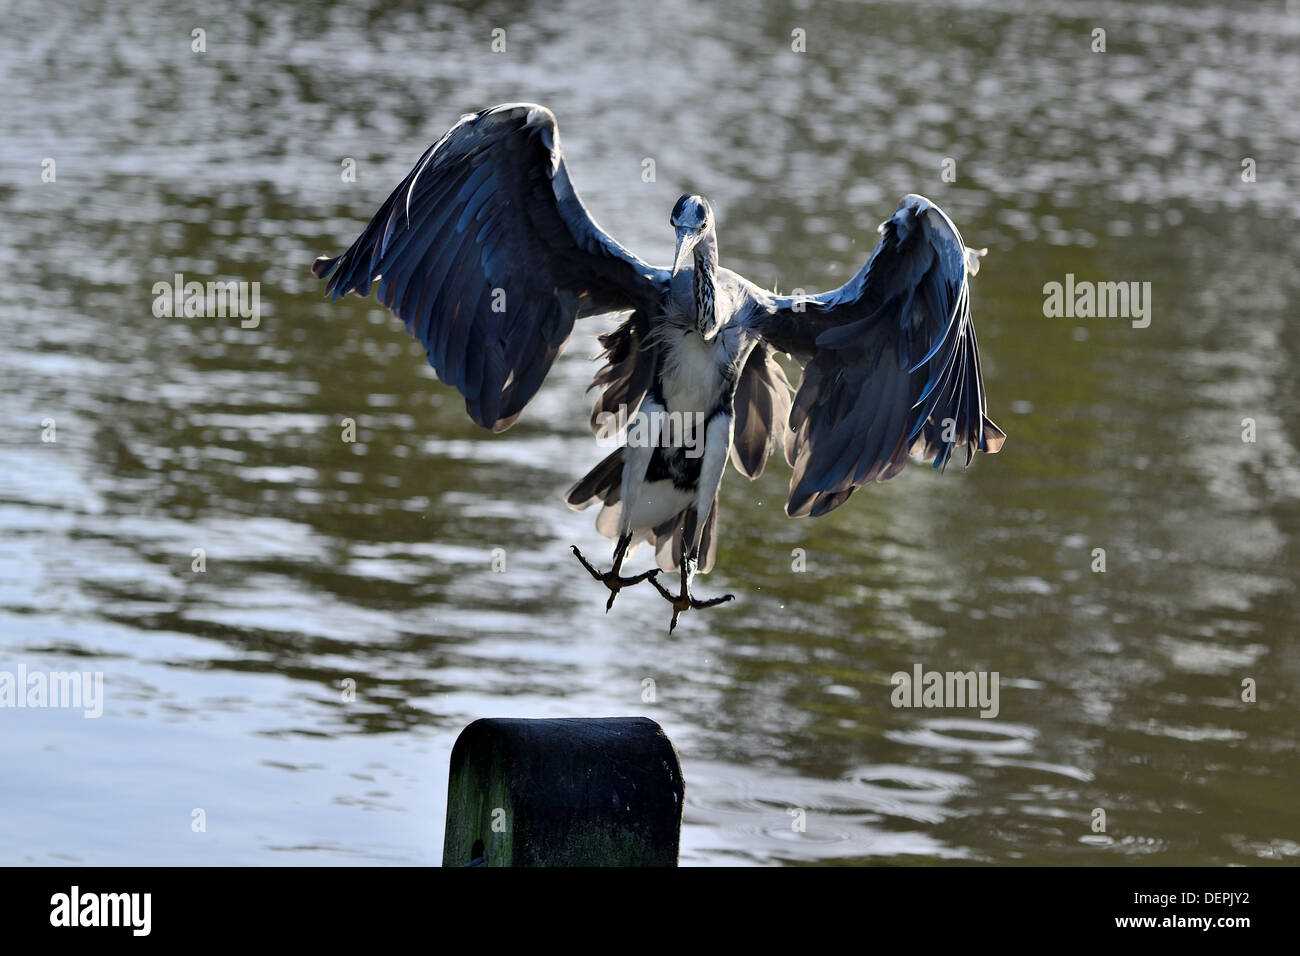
[671,227,697,277]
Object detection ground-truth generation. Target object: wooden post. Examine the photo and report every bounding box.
[442,717,684,867]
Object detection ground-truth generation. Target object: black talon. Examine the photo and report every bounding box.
[647,546,734,632]
[571,536,658,612]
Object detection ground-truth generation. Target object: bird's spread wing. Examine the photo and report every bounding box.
[313,103,668,432]
[748,194,1005,518]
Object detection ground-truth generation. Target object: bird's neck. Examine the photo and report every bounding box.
[692,235,718,332]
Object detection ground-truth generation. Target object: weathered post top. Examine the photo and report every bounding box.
[442,716,684,867]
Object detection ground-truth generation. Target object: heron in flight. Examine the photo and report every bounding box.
[314,103,1005,630]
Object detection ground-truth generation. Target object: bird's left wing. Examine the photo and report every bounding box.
[313,103,668,432]
[747,194,1005,518]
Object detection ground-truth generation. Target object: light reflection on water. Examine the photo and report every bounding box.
[1,0,1298,865]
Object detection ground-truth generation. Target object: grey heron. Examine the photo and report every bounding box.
[313,103,1006,630]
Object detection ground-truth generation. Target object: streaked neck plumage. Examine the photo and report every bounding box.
[692,232,719,339]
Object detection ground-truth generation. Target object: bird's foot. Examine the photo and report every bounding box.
[647,564,734,633]
[570,545,659,612]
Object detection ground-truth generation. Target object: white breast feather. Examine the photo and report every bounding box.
[660,331,724,414]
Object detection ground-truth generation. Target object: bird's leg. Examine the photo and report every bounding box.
[572,401,664,612]
[648,519,734,633]
[571,533,658,613]
[647,414,735,631]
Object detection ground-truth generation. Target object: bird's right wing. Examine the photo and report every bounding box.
[313,103,668,432]
[749,194,1005,518]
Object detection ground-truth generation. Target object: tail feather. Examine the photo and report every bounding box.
[565,448,623,510]
[568,450,721,574]
[650,499,719,573]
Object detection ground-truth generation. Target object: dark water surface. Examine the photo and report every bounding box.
[2,0,1298,864]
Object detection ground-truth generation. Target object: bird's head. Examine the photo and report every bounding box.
[670,194,715,277]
